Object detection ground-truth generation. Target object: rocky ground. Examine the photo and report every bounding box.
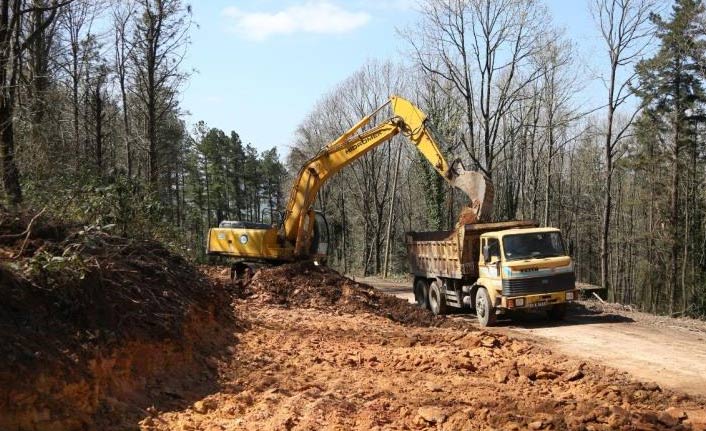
[142,264,706,431]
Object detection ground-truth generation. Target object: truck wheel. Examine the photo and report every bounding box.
[428,280,448,316]
[547,303,567,321]
[414,278,430,309]
[475,287,496,327]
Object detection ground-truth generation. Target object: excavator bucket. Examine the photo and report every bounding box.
[447,163,494,224]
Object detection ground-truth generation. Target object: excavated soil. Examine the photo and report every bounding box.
[0,209,235,430]
[140,264,706,431]
[144,304,706,431]
[239,261,451,327]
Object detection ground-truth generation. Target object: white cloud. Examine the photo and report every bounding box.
[223,1,371,41]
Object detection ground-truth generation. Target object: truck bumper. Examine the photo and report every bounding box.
[501,289,579,310]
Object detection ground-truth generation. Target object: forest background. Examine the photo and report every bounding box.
[1,0,704,316]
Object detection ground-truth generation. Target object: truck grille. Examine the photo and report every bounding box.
[502,272,575,296]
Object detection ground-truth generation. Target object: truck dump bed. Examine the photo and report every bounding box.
[406,220,538,280]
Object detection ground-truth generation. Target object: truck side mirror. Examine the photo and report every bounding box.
[482,245,490,263]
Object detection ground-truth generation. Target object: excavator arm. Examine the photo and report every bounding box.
[283,95,493,256]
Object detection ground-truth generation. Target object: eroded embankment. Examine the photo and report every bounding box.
[0,210,236,430]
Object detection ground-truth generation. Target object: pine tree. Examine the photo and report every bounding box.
[634,0,706,313]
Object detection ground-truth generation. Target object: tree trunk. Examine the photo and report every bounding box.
[119,72,131,177]
[602,57,617,300]
[95,82,103,175]
[383,142,403,278]
[0,102,22,204]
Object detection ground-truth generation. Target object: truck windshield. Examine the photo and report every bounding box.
[502,232,566,261]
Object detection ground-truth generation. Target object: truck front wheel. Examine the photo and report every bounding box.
[414,278,430,310]
[428,280,448,316]
[475,287,496,327]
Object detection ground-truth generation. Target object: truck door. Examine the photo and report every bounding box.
[483,238,501,278]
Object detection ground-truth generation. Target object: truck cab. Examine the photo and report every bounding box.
[474,227,577,326]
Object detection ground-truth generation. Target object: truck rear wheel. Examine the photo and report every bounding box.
[428,280,448,315]
[547,303,567,321]
[475,287,496,327]
[414,278,430,309]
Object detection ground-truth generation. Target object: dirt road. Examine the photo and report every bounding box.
[361,276,706,398]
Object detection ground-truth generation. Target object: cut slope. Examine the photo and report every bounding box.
[0,210,235,430]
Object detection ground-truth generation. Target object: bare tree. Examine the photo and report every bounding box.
[131,0,191,189]
[402,0,548,178]
[112,0,135,177]
[56,0,97,165]
[0,0,69,204]
[535,37,577,226]
[26,0,60,164]
[590,0,654,299]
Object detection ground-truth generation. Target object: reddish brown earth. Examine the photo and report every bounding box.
[142,264,706,431]
[361,276,706,399]
[0,210,234,430]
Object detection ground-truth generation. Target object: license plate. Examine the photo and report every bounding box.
[528,300,548,308]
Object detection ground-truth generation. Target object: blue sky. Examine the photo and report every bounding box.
[181,1,608,157]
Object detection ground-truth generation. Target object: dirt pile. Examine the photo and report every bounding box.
[241,261,445,327]
[144,304,706,431]
[0,209,235,430]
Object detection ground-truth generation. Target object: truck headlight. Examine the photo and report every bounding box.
[566,291,574,301]
[515,297,525,307]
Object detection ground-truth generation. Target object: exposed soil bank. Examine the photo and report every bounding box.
[0,210,235,430]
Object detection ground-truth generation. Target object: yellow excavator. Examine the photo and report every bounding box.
[207,95,493,281]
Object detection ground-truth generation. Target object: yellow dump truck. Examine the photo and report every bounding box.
[406,221,578,326]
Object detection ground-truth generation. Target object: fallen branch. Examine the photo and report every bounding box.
[671,304,694,317]
[12,207,47,259]
[0,207,46,240]
[592,292,606,304]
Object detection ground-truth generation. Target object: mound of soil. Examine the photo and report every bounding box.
[241,261,444,327]
[0,209,235,430]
